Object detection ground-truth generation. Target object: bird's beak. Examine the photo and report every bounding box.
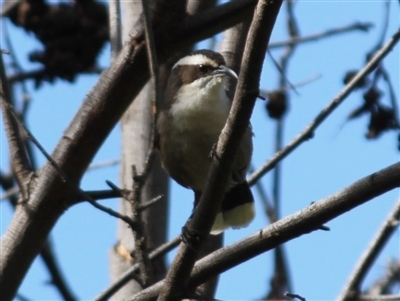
[213,65,238,80]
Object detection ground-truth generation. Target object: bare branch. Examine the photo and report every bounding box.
[268,22,374,49]
[250,164,275,223]
[337,200,400,301]
[0,2,282,299]
[2,20,30,98]
[79,189,139,231]
[138,195,164,212]
[374,1,391,50]
[158,1,284,300]
[39,240,77,301]
[88,159,120,171]
[248,29,400,186]
[358,295,400,301]
[142,0,160,170]
[260,74,322,97]
[267,1,299,297]
[367,260,400,295]
[7,68,104,85]
[128,161,400,301]
[0,186,19,201]
[0,53,33,197]
[285,292,307,301]
[0,168,76,301]
[380,67,400,127]
[3,101,68,182]
[94,237,180,301]
[142,0,159,99]
[77,189,120,203]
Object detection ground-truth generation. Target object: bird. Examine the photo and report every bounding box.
[157,49,255,235]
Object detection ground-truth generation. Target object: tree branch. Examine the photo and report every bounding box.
[358,295,400,301]
[268,21,374,49]
[39,240,77,301]
[158,0,284,300]
[337,199,400,301]
[248,29,400,186]
[0,2,261,298]
[267,1,299,298]
[94,237,180,301]
[0,53,33,198]
[367,260,400,296]
[127,161,400,301]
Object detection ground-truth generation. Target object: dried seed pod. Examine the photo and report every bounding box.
[266,91,288,119]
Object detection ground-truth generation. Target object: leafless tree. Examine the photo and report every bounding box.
[1,1,399,301]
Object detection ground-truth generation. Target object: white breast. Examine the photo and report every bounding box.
[167,76,231,190]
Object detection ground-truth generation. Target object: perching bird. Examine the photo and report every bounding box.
[157,49,255,234]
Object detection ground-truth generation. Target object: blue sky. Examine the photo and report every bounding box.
[1,1,399,300]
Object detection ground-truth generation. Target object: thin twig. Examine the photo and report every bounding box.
[3,101,68,182]
[374,1,391,51]
[141,0,160,177]
[0,186,19,201]
[285,292,307,301]
[88,159,120,171]
[106,179,123,194]
[248,29,400,186]
[94,236,181,301]
[267,1,299,297]
[380,67,399,127]
[3,20,29,97]
[79,189,120,203]
[138,195,163,211]
[0,51,33,197]
[267,50,299,96]
[248,164,275,223]
[268,22,374,49]
[7,68,104,85]
[259,74,322,98]
[358,295,400,301]
[367,260,400,295]
[2,19,31,117]
[337,199,400,301]
[79,189,139,231]
[39,240,77,301]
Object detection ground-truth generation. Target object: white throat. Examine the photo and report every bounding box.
[170,76,231,132]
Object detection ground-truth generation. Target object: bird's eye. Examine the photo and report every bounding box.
[198,64,210,73]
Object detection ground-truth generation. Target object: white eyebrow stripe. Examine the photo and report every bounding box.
[173,54,218,69]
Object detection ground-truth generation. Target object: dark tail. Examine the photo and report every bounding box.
[210,181,255,234]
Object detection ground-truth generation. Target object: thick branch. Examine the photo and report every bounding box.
[0,2,260,299]
[158,0,284,300]
[128,161,400,301]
